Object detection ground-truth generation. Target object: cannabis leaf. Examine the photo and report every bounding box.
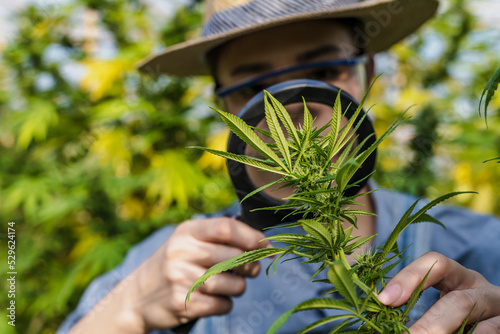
[479,66,500,127]
[327,261,359,312]
[210,106,290,172]
[185,247,284,306]
[379,191,474,261]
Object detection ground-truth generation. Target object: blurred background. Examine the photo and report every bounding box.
[0,0,499,333]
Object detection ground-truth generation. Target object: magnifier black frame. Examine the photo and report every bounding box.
[227,79,376,230]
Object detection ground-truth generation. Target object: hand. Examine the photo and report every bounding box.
[130,217,271,331]
[70,217,270,334]
[377,251,500,334]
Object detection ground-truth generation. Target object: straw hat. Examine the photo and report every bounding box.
[137,0,439,76]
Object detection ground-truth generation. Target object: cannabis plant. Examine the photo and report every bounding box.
[186,88,473,333]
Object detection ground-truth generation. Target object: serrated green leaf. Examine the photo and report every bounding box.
[375,258,404,280]
[262,233,317,242]
[337,116,405,193]
[380,198,421,260]
[327,91,343,158]
[465,307,485,334]
[264,93,292,169]
[263,234,324,249]
[267,297,356,334]
[456,304,476,334]
[342,209,377,217]
[265,91,301,146]
[335,108,373,157]
[188,146,290,176]
[340,213,358,228]
[408,191,475,228]
[264,221,302,230]
[479,67,500,126]
[250,202,302,212]
[310,262,329,280]
[314,174,337,183]
[329,105,360,160]
[283,196,323,206]
[359,298,383,313]
[266,248,293,276]
[250,125,273,139]
[410,213,445,229]
[344,235,376,254]
[292,100,314,172]
[329,75,379,160]
[302,97,313,141]
[300,219,332,247]
[295,297,355,312]
[334,220,346,245]
[266,308,295,334]
[330,135,357,173]
[186,248,284,305]
[327,262,359,312]
[241,177,285,203]
[402,261,436,319]
[292,187,341,196]
[382,192,472,260]
[313,120,332,141]
[297,314,355,334]
[335,159,360,192]
[211,107,289,171]
[328,318,362,334]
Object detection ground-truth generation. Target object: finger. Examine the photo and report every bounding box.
[409,287,500,334]
[188,217,272,251]
[181,241,262,276]
[233,260,261,277]
[474,315,500,333]
[188,242,247,267]
[188,240,262,277]
[378,252,488,306]
[141,284,232,329]
[198,272,247,297]
[164,257,256,298]
[182,290,233,319]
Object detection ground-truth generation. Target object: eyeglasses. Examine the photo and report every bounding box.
[215,55,367,100]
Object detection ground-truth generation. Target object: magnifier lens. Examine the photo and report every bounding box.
[244,101,357,202]
[227,79,375,230]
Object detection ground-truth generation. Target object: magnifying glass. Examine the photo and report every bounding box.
[172,79,377,334]
[227,79,377,230]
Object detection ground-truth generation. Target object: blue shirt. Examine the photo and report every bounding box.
[58,186,500,333]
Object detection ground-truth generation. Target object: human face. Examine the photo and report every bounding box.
[215,19,372,115]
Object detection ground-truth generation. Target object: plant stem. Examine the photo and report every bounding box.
[290,250,335,265]
[357,315,384,333]
[338,248,352,271]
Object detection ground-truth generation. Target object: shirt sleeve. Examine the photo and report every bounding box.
[56,225,175,334]
[57,202,239,334]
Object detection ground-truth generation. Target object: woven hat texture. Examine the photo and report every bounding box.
[138,0,439,76]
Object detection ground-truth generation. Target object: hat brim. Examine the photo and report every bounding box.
[137,0,438,76]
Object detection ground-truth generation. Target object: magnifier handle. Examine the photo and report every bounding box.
[171,319,197,334]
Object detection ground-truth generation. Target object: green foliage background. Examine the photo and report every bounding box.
[0,0,499,333]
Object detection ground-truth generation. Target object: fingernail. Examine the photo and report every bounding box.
[378,283,402,305]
